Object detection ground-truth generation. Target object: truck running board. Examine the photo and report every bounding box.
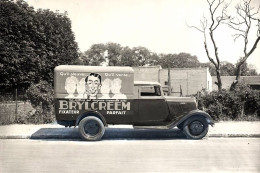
[133,126,173,130]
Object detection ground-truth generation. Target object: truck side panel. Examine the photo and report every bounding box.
[54,65,135,125]
[55,99,135,124]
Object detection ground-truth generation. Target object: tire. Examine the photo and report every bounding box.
[79,116,105,141]
[182,116,208,139]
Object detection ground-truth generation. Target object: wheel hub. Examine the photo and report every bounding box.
[189,121,204,136]
[84,120,100,135]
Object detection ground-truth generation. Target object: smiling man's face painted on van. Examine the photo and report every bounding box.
[85,73,102,99]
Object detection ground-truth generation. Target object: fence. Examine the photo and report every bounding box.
[0,101,35,125]
[0,89,35,125]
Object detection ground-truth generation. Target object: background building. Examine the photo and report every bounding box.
[160,68,212,96]
[212,76,260,90]
[132,66,161,82]
[133,66,212,96]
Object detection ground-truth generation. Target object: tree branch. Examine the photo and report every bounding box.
[229,0,260,90]
[246,36,260,58]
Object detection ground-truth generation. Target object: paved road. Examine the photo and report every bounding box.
[0,138,259,173]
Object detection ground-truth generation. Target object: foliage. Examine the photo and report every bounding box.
[15,108,54,124]
[238,62,258,76]
[80,43,154,67]
[25,81,54,123]
[197,85,260,121]
[202,61,259,76]
[120,46,136,66]
[0,0,78,91]
[81,43,106,66]
[80,43,206,68]
[154,53,201,68]
[79,41,258,74]
[131,46,151,66]
[106,42,122,66]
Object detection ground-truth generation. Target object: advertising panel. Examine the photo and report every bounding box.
[54,67,134,121]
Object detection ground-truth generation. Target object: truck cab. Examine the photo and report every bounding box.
[133,81,169,125]
[54,65,214,141]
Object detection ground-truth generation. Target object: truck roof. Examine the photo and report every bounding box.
[134,81,161,86]
[54,65,134,73]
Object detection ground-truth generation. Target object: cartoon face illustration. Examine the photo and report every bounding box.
[111,78,122,94]
[65,76,78,98]
[99,78,111,99]
[111,78,127,99]
[100,78,111,94]
[85,73,102,98]
[77,78,86,94]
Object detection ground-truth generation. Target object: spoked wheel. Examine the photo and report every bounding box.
[79,116,105,141]
[183,116,208,139]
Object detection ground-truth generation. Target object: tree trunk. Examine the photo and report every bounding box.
[230,62,242,91]
[216,70,222,91]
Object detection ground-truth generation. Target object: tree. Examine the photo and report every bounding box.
[132,46,151,66]
[106,42,122,66]
[188,0,230,91]
[203,61,258,76]
[148,52,160,66]
[220,61,236,76]
[239,62,258,76]
[173,53,201,68]
[72,52,84,65]
[0,0,39,90]
[120,46,135,66]
[155,54,175,68]
[189,0,260,91]
[0,0,78,90]
[35,9,78,83]
[81,43,106,65]
[154,53,201,68]
[229,0,260,90]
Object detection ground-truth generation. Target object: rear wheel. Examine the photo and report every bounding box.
[183,116,208,139]
[79,116,105,141]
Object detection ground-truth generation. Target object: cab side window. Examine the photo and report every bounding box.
[140,86,161,96]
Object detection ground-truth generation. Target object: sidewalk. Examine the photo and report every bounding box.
[0,121,259,139]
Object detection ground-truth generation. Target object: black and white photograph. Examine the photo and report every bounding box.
[0,0,260,172]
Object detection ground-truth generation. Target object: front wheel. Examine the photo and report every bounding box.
[79,116,105,141]
[183,116,209,139]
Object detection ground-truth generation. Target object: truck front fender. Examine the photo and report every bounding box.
[167,109,214,129]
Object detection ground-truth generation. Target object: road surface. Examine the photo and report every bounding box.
[0,138,259,172]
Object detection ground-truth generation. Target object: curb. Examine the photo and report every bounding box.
[0,135,30,139]
[208,134,260,138]
[0,134,260,139]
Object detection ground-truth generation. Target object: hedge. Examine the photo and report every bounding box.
[197,85,260,121]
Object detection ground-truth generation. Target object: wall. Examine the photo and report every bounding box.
[160,68,210,96]
[207,68,213,92]
[133,67,211,96]
[211,76,260,90]
[133,66,161,82]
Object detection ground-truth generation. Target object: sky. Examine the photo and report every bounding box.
[26,0,260,72]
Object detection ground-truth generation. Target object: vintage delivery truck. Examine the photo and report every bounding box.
[54,65,214,141]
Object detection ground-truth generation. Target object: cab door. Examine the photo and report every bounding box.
[136,85,169,123]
